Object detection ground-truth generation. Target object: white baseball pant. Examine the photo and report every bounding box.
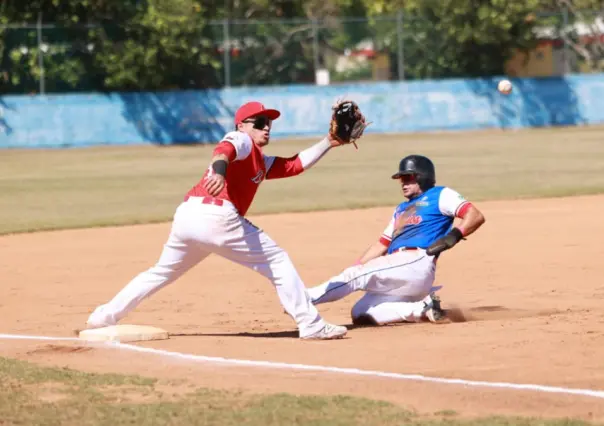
[307,249,437,324]
[87,196,326,337]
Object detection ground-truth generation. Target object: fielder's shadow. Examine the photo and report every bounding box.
[170,323,370,339]
[170,330,300,339]
[170,306,535,338]
[172,306,561,338]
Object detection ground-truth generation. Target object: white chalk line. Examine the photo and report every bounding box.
[1,333,603,400]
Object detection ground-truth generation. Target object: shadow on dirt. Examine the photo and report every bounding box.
[450,305,564,323]
[26,344,94,355]
[169,306,565,337]
[170,325,378,339]
[169,330,300,339]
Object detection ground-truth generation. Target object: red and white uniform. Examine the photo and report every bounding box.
[87,131,333,338]
[184,131,306,216]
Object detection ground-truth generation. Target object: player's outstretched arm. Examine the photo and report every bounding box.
[264,135,341,180]
[265,101,368,180]
[265,98,370,180]
[296,133,345,168]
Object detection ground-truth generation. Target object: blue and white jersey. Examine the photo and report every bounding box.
[381,186,469,254]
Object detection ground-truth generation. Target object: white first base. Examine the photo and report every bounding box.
[78,324,169,343]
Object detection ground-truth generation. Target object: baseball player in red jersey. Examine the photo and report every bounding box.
[86,101,353,340]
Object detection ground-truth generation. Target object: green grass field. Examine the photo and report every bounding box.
[0,357,595,426]
[2,126,604,424]
[2,126,604,235]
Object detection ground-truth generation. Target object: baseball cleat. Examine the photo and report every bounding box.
[83,322,109,330]
[423,293,449,323]
[84,318,116,330]
[73,320,112,336]
[301,323,347,340]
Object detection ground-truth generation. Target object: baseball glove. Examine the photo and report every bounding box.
[329,100,369,147]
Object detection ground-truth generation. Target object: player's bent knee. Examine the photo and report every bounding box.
[351,296,375,318]
[351,303,380,326]
[350,303,365,321]
[351,313,379,326]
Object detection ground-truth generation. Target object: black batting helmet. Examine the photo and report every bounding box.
[391,155,436,191]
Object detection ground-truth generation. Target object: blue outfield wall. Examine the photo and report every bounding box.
[1,74,604,148]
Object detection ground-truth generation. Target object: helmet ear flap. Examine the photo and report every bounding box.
[416,175,435,191]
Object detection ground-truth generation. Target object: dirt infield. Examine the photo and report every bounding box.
[2,195,604,420]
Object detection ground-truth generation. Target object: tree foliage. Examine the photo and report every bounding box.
[222,0,371,85]
[0,0,221,93]
[0,0,596,93]
[542,0,604,72]
[96,0,220,90]
[362,0,545,79]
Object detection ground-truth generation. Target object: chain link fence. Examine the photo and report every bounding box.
[1,10,604,94]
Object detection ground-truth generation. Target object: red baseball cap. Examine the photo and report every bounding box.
[234,101,281,125]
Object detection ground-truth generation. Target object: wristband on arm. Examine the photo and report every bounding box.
[212,159,228,177]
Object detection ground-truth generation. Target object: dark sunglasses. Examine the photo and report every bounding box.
[242,116,271,129]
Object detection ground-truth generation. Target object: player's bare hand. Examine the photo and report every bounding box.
[327,133,343,148]
[203,175,226,196]
[328,133,358,149]
[327,133,355,148]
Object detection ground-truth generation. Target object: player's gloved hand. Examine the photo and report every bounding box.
[328,100,370,148]
[426,228,464,256]
[203,174,226,197]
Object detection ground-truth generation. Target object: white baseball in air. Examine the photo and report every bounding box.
[498,79,513,95]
